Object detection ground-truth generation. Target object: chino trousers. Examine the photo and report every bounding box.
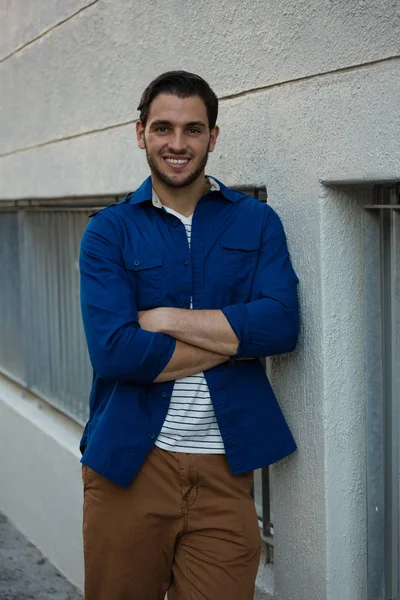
[82,446,261,600]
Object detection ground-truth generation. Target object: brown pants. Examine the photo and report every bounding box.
[82,446,261,600]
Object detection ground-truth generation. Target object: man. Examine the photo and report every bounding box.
[79,70,299,600]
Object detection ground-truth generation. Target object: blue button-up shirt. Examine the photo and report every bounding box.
[79,176,299,487]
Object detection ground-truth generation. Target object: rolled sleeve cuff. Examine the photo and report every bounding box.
[221,303,250,358]
[145,333,177,382]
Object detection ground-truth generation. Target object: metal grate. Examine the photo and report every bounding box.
[364,182,400,600]
[0,212,24,381]
[0,204,99,424]
[20,210,93,423]
[232,186,268,203]
[366,182,400,209]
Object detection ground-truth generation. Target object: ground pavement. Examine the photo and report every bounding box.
[0,512,83,600]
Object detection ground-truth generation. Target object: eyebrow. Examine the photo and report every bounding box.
[186,121,207,128]
[149,120,207,129]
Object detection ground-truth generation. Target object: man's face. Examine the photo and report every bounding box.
[136,93,219,188]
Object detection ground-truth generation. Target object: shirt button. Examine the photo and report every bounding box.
[148,432,155,440]
[173,220,179,227]
[161,392,168,398]
[183,259,189,266]
[133,259,140,266]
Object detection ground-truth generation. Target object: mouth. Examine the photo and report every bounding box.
[163,157,191,171]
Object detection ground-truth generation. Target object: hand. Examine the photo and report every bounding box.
[138,308,166,333]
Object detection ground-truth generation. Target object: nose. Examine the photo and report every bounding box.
[167,130,186,153]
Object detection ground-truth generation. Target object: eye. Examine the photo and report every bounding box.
[187,128,201,134]
[156,126,169,133]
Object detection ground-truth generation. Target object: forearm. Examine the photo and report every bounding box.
[153,308,239,356]
[153,339,229,383]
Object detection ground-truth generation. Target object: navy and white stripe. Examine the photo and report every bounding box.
[153,188,225,454]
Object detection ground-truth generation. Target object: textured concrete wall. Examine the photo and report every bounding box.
[1,0,399,157]
[1,61,399,199]
[0,1,95,59]
[0,378,84,589]
[1,1,399,599]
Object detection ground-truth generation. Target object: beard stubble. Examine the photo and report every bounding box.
[144,139,210,189]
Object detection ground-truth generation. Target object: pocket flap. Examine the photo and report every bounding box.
[123,255,163,271]
[220,237,259,252]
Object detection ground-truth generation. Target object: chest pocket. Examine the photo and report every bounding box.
[220,238,259,303]
[123,254,163,310]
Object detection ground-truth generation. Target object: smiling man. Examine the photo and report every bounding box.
[140,94,214,193]
[79,71,299,600]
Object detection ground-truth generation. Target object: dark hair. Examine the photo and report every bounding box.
[137,71,218,129]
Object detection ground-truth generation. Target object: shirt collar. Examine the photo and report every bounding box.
[152,176,220,209]
[125,175,239,206]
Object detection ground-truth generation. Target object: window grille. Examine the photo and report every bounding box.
[232,186,268,203]
[365,182,400,600]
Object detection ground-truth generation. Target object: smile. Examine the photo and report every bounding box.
[164,158,190,165]
[163,157,191,171]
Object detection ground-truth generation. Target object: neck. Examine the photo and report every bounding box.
[152,173,210,217]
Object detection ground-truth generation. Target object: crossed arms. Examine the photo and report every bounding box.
[79,208,299,385]
[138,308,239,382]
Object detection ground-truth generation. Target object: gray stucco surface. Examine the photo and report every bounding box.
[1,60,398,199]
[0,0,94,60]
[0,0,399,154]
[0,511,82,600]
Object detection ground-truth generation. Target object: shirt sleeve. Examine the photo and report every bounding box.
[79,212,176,383]
[221,206,299,358]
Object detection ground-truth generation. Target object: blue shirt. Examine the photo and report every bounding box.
[79,176,299,487]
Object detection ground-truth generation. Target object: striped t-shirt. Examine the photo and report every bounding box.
[153,189,225,454]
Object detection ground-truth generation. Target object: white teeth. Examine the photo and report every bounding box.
[165,158,189,164]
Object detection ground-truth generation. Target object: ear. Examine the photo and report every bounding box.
[208,125,220,153]
[136,120,146,150]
